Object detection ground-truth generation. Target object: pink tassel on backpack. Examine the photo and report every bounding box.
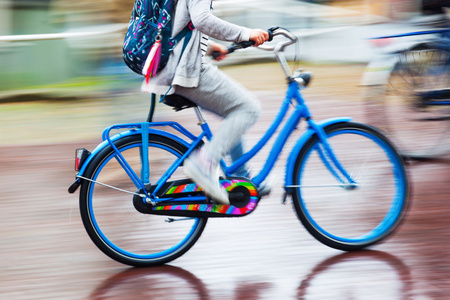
[141,34,162,93]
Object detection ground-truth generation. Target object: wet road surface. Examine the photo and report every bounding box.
[1,64,449,299]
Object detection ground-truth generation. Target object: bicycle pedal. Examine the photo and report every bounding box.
[281,191,290,205]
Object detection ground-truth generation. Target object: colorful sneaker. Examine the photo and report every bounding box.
[183,149,230,205]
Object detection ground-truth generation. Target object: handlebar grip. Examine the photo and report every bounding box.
[268,28,275,42]
[211,40,255,60]
[211,51,222,60]
[234,40,256,50]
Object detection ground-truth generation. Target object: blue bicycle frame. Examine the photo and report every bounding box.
[76,79,352,205]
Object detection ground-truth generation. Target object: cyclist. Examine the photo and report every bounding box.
[421,0,450,16]
[418,0,450,27]
[146,0,269,204]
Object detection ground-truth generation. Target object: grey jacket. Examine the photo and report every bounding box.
[147,0,251,95]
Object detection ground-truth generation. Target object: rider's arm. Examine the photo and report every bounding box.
[188,0,250,42]
[187,0,268,45]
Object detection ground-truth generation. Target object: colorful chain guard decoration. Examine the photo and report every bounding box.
[153,179,259,216]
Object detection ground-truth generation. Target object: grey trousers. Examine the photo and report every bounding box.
[174,63,261,165]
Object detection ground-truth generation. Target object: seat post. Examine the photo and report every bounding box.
[147,94,157,122]
[193,106,207,125]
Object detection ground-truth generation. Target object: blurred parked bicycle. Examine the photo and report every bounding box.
[362,15,450,160]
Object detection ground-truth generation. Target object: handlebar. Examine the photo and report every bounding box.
[212,40,256,59]
[211,26,297,60]
[211,27,299,78]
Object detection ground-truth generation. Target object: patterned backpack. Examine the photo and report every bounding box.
[123,0,193,86]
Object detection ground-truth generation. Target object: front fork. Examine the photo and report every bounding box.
[307,120,357,189]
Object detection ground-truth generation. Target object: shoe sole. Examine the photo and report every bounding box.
[183,158,230,205]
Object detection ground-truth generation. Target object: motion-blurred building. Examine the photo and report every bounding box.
[0,0,424,94]
[0,0,133,93]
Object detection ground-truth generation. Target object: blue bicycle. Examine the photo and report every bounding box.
[69,27,409,267]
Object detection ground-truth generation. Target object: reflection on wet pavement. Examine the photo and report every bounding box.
[297,251,413,300]
[88,250,412,300]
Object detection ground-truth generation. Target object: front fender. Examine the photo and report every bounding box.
[284,117,352,192]
[77,128,190,177]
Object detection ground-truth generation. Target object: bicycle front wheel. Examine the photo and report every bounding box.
[379,46,450,159]
[292,122,409,251]
[79,134,207,267]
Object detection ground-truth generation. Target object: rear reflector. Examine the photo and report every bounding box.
[75,148,91,171]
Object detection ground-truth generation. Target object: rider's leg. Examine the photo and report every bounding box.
[229,140,273,196]
[176,63,261,203]
[229,139,249,177]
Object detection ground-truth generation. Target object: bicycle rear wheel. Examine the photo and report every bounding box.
[292,122,409,251]
[380,46,450,159]
[79,134,207,267]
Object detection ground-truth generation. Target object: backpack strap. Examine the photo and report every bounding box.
[171,22,195,65]
[172,22,195,45]
[155,25,194,102]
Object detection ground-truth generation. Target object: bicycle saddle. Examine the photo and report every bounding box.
[162,94,198,111]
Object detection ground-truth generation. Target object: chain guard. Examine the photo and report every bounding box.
[133,177,260,218]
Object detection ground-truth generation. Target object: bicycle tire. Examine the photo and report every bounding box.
[79,133,207,267]
[369,46,450,159]
[292,122,409,251]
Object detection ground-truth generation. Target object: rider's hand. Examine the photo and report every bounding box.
[207,42,228,61]
[249,29,269,47]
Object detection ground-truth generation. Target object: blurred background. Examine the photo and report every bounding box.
[1,1,450,299]
[0,0,431,144]
[0,0,423,98]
